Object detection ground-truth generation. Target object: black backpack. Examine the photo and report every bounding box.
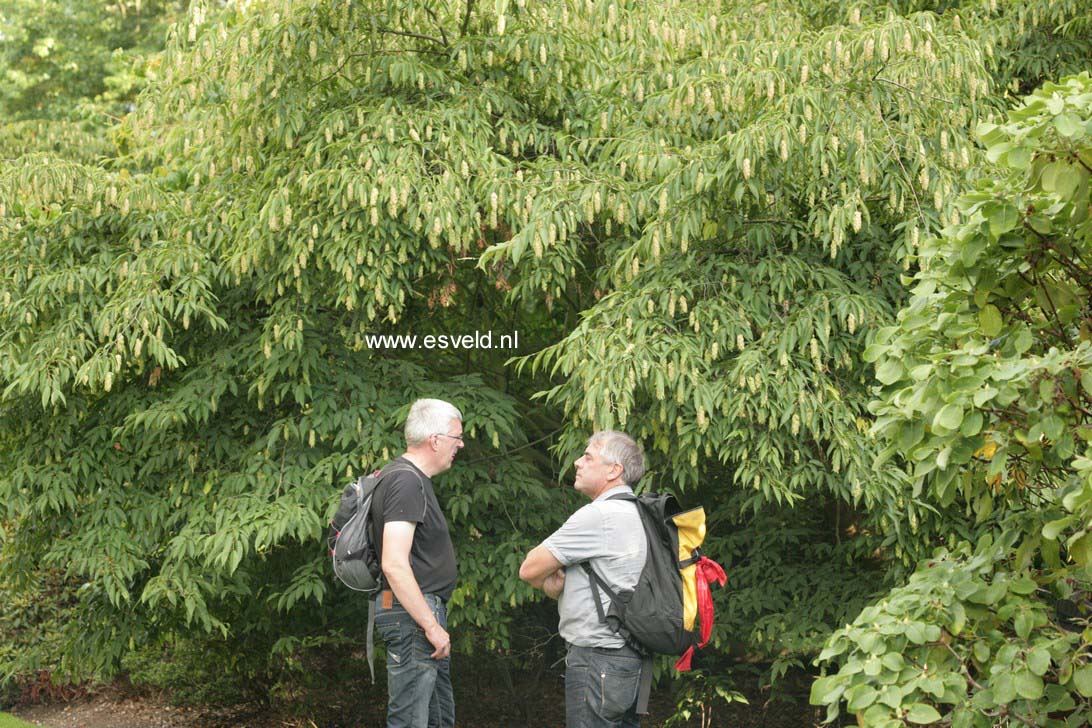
[327,470,384,593]
[581,491,723,714]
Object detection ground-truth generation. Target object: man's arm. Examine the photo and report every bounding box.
[520,545,566,599]
[382,521,451,659]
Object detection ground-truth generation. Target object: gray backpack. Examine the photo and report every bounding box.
[326,464,423,680]
[328,471,383,592]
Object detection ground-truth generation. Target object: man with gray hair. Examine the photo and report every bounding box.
[373,398,464,727]
[519,431,649,727]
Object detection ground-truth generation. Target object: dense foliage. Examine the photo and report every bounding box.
[0,0,185,123]
[814,73,1092,726]
[0,0,187,165]
[1,0,1091,722]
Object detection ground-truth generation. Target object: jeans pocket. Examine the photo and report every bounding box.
[565,663,589,722]
[590,659,640,721]
[376,619,406,667]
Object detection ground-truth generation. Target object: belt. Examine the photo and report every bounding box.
[568,642,644,659]
[592,644,643,658]
[378,589,447,608]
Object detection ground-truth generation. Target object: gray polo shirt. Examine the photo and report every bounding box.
[542,485,647,647]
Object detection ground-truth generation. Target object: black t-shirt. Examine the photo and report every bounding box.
[373,457,458,600]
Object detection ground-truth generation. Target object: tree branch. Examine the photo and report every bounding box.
[1033,267,1074,349]
[421,5,449,46]
[461,0,476,38]
[939,641,983,692]
[376,26,446,46]
[875,77,957,107]
[871,101,928,231]
[1023,219,1092,291]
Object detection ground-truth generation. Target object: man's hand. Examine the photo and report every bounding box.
[543,569,565,600]
[425,623,451,659]
[519,545,565,589]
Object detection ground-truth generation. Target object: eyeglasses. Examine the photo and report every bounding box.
[432,433,464,443]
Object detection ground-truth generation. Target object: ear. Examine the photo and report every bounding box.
[607,462,624,482]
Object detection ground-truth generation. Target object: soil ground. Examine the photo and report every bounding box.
[9,680,829,728]
[7,657,832,728]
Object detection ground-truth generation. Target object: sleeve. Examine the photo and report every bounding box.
[542,505,605,567]
[381,470,426,524]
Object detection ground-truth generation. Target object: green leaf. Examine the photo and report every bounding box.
[1073,665,1092,697]
[978,305,1002,336]
[1015,671,1044,699]
[1026,647,1051,677]
[810,674,845,705]
[1054,113,1084,138]
[949,601,966,636]
[846,684,878,711]
[1008,576,1037,595]
[1006,145,1031,169]
[881,652,905,671]
[1043,516,1074,540]
[986,141,1014,164]
[1041,161,1081,199]
[876,359,904,385]
[933,404,963,432]
[906,621,928,644]
[817,642,848,662]
[863,344,889,363]
[905,703,942,724]
[973,386,998,407]
[920,675,945,698]
[960,410,983,437]
[1069,533,1092,567]
[972,642,990,663]
[1014,612,1033,639]
[961,236,987,266]
[1026,214,1052,234]
[992,672,1017,704]
[988,204,1019,238]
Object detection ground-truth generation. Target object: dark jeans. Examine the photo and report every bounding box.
[565,644,642,728]
[374,592,454,728]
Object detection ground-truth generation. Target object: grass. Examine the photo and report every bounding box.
[0,713,37,728]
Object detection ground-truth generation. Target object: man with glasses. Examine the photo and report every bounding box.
[373,398,464,727]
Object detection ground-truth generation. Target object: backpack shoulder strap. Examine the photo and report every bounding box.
[581,490,641,624]
[376,462,428,519]
[581,562,616,624]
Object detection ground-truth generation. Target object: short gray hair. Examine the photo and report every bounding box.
[405,398,463,447]
[588,430,646,485]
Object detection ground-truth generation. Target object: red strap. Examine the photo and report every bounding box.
[675,556,727,672]
[695,557,727,647]
[675,646,695,671]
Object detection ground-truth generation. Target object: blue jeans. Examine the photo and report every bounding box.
[565,645,642,727]
[374,593,454,728]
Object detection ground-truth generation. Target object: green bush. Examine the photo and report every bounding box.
[813,533,1091,726]
[817,70,1092,728]
[0,562,79,707]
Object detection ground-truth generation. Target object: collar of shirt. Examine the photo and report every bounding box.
[593,484,635,502]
